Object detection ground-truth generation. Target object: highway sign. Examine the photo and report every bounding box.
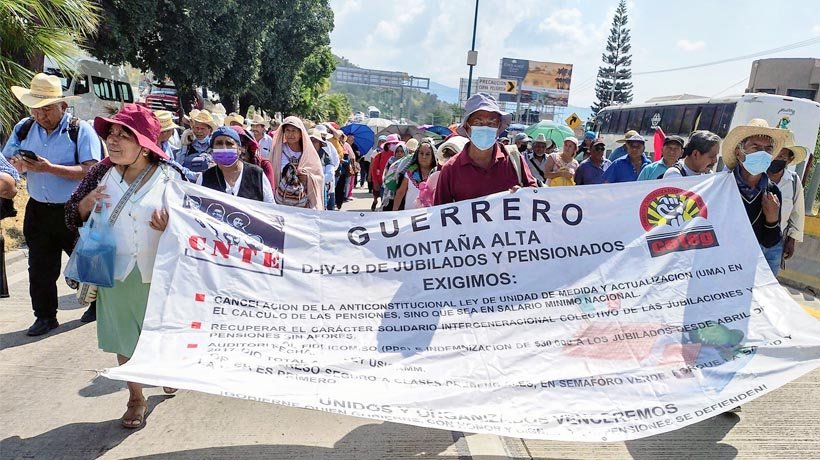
[565,112,582,129]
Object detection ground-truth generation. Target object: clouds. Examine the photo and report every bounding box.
[676,39,705,52]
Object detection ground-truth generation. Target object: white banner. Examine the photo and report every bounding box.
[105,174,820,441]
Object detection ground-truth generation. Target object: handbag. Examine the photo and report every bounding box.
[65,164,154,300]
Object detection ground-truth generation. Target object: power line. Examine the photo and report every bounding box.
[711,76,749,98]
[634,36,820,76]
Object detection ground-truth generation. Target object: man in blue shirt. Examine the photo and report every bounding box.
[574,139,611,185]
[607,129,638,162]
[637,135,684,180]
[3,74,101,335]
[602,133,650,183]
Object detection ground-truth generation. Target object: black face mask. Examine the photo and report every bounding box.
[767,159,787,174]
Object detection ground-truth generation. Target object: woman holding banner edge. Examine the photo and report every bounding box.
[65,105,181,429]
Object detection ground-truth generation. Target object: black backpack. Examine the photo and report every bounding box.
[15,116,106,164]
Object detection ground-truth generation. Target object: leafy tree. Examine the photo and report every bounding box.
[0,0,99,135]
[592,0,633,115]
[89,0,269,114]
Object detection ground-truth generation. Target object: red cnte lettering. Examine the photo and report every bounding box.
[212,241,231,259]
[188,236,206,251]
[237,246,257,264]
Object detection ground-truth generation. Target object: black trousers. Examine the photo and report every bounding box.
[334,174,348,209]
[24,199,76,319]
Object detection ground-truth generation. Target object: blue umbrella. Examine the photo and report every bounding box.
[342,123,376,153]
[419,125,454,137]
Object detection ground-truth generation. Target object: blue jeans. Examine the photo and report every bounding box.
[761,239,784,276]
[326,191,336,210]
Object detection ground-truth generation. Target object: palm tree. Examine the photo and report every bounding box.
[0,0,99,135]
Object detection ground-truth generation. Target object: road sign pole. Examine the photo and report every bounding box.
[515,78,522,123]
[465,0,479,100]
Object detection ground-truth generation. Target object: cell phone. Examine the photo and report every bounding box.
[18,149,39,161]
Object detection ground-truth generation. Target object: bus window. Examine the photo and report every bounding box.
[606,110,624,134]
[711,103,735,137]
[661,106,684,134]
[116,81,134,102]
[91,76,117,101]
[616,108,629,134]
[627,109,644,131]
[695,105,716,131]
[680,106,698,134]
[74,75,89,95]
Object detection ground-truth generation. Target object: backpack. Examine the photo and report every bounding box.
[504,145,524,186]
[670,163,688,177]
[16,116,107,164]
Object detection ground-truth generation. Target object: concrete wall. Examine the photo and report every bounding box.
[779,215,820,295]
[747,58,820,102]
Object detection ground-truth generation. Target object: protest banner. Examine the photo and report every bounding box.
[104,174,820,441]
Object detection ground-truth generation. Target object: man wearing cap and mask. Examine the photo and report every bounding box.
[608,129,638,162]
[434,93,536,204]
[2,73,102,334]
[637,135,685,180]
[575,138,611,185]
[762,140,806,276]
[250,114,273,158]
[513,133,532,156]
[603,132,650,183]
[176,109,217,173]
[722,119,789,271]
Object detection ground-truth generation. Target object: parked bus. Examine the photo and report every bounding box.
[43,57,134,121]
[367,106,381,119]
[593,93,820,175]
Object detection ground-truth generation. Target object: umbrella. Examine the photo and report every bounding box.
[376,124,423,141]
[341,123,376,152]
[524,120,575,146]
[366,117,392,134]
[418,125,454,137]
[508,123,528,132]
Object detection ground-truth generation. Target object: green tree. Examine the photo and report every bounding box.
[592,0,633,115]
[0,0,99,134]
[89,0,269,113]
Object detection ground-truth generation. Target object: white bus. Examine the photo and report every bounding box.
[43,57,134,121]
[367,106,381,119]
[593,93,820,174]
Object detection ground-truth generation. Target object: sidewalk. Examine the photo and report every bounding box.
[1,186,818,459]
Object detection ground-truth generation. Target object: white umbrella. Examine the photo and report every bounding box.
[366,117,392,134]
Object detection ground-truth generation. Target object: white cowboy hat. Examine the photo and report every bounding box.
[781,133,808,166]
[153,110,180,132]
[721,118,790,169]
[190,109,218,130]
[250,114,269,129]
[11,73,79,108]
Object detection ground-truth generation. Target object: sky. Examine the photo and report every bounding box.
[329,0,820,108]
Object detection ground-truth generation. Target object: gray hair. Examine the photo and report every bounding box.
[683,130,721,157]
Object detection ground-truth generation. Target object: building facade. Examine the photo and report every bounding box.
[746,58,820,102]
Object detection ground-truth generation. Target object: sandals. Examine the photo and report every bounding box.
[121,398,147,429]
[162,387,178,394]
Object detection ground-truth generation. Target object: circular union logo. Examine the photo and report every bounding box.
[639,187,707,231]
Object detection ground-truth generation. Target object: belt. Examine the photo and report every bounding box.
[30,198,66,207]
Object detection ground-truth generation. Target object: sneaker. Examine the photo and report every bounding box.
[80,304,96,323]
[27,318,59,336]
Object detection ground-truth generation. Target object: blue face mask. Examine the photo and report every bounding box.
[469,126,497,151]
[742,151,773,175]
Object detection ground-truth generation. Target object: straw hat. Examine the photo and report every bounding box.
[615,130,639,143]
[781,133,808,165]
[223,113,244,126]
[11,73,79,108]
[153,110,180,132]
[721,118,790,169]
[406,138,420,152]
[190,109,218,130]
[250,114,269,128]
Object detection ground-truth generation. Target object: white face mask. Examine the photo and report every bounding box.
[470,126,497,151]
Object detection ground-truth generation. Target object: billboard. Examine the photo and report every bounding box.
[499,58,573,106]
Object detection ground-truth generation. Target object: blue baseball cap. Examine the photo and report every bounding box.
[584,130,596,139]
[210,126,241,148]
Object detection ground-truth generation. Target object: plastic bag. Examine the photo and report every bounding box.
[64,202,116,288]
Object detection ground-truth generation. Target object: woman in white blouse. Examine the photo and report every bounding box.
[66,104,179,429]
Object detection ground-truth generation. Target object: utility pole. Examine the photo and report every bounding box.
[465,0,479,100]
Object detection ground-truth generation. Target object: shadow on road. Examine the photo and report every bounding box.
[126,422,473,460]
[0,319,85,352]
[0,395,171,459]
[78,374,127,398]
[625,412,740,460]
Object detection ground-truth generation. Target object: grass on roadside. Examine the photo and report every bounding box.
[2,177,28,250]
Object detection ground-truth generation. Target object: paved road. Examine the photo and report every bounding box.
[1,185,818,459]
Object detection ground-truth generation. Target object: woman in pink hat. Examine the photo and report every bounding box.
[65,104,181,429]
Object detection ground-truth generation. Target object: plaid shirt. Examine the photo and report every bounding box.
[0,153,19,183]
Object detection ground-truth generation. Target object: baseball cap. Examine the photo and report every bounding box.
[563,136,580,146]
[663,135,685,147]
